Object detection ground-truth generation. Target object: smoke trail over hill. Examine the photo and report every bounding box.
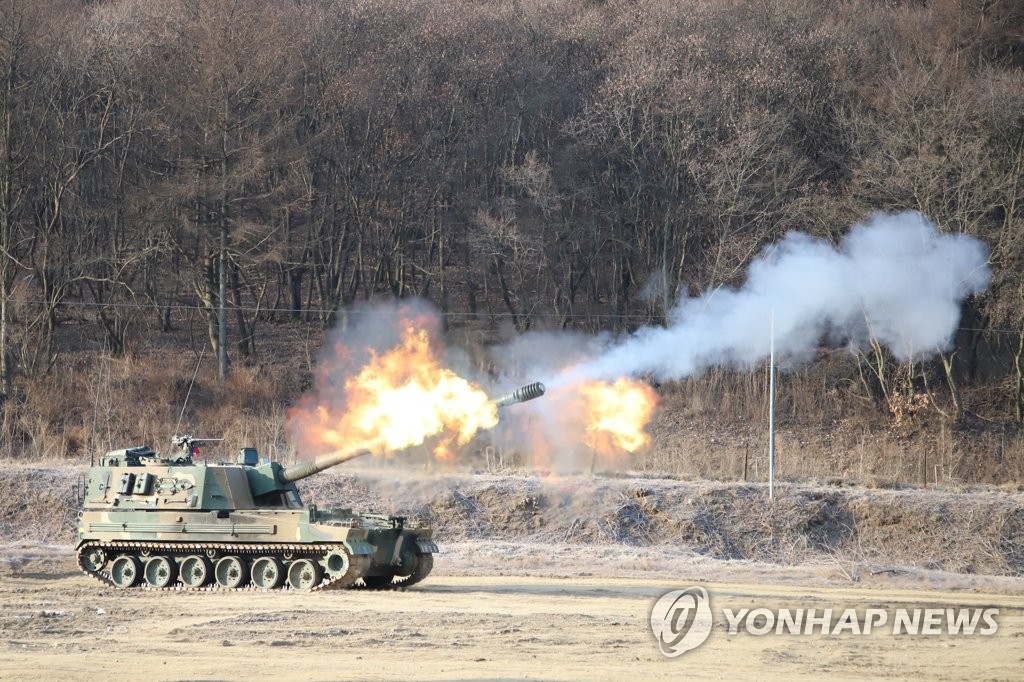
[547,212,990,387]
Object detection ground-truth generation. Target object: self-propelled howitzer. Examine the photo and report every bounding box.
[76,381,546,592]
[75,438,435,591]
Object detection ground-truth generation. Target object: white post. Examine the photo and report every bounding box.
[769,310,776,500]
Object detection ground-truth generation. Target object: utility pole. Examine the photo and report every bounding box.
[768,310,776,500]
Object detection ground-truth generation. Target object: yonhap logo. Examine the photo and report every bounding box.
[649,587,713,657]
[650,586,1000,658]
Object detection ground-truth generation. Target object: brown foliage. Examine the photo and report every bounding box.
[0,0,1020,480]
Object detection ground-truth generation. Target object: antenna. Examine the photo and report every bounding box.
[175,344,206,437]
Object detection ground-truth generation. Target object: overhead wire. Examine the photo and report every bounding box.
[20,297,1022,334]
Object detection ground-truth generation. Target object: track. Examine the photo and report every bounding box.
[75,540,431,591]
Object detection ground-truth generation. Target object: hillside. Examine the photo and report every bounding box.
[0,1,1020,482]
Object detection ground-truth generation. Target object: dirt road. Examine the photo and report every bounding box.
[1,548,1021,681]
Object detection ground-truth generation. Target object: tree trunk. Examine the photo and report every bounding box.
[217,102,229,383]
[230,263,252,357]
[1015,325,1024,423]
[0,39,12,401]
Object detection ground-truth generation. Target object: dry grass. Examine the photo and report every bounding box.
[0,334,311,464]
[635,362,1024,486]
[0,467,83,544]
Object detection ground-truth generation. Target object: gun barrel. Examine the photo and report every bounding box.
[278,449,370,482]
[493,381,546,408]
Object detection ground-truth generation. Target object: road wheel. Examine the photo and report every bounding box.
[144,556,178,588]
[179,555,213,588]
[110,555,142,589]
[214,556,249,589]
[251,556,284,590]
[287,558,323,591]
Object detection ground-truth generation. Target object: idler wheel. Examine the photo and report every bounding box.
[323,550,350,578]
[214,556,249,589]
[179,555,213,588]
[80,546,108,572]
[287,558,323,590]
[251,556,285,590]
[144,556,178,588]
[110,555,143,589]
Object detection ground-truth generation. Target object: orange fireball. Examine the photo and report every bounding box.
[578,378,658,455]
[292,324,498,461]
[289,304,660,469]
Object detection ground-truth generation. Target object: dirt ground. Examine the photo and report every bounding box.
[0,545,1021,682]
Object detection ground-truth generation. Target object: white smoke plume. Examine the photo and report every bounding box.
[546,211,990,387]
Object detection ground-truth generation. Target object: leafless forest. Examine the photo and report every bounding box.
[0,0,1022,482]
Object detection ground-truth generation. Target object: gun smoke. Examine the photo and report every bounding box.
[289,211,989,473]
[539,211,990,388]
